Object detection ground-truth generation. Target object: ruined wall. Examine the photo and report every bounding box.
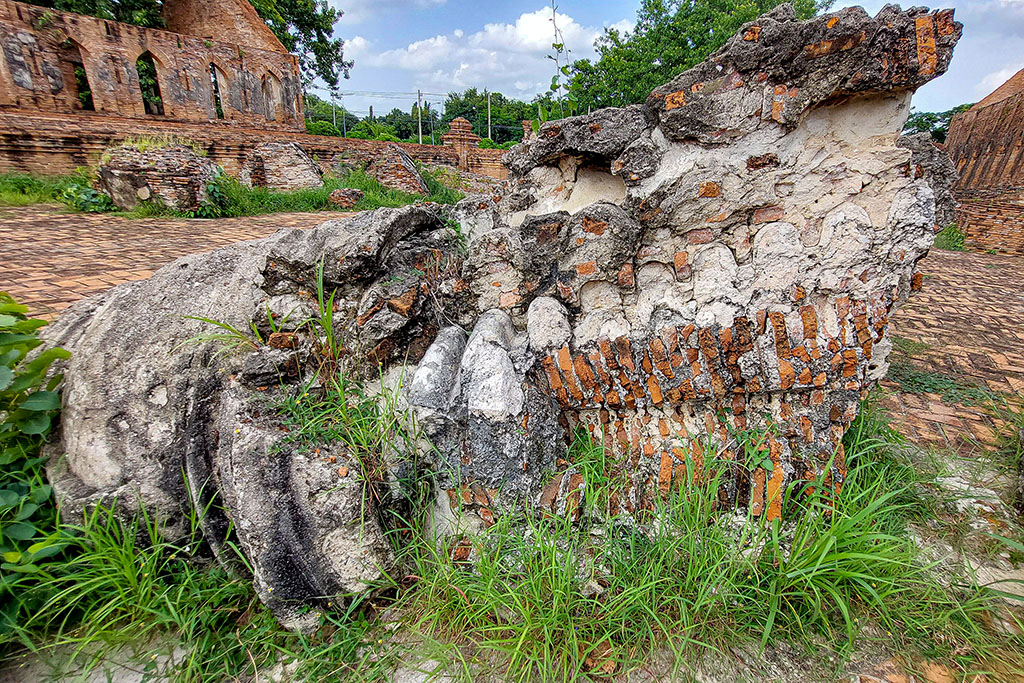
[945,74,1024,254]
[0,109,509,180]
[162,0,288,55]
[0,0,303,128]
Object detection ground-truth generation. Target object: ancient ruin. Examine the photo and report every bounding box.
[946,69,1024,255]
[239,142,324,192]
[42,4,960,629]
[98,143,218,211]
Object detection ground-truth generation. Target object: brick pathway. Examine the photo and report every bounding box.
[877,249,1024,453]
[1,205,1021,452]
[0,205,352,317]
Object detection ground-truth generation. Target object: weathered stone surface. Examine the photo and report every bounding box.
[240,142,324,192]
[45,205,466,628]
[369,143,431,195]
[97,145,219,211]
[897,132,957,228]
[328,187,365,209]
[47,4,961,625]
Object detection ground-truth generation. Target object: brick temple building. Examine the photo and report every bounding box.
[0,0,304,128]
[0,0,507,179]
[945,69,1024,255]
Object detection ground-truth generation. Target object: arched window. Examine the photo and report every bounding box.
[59,40,93,111]
[261,73,281,121]
[209,63,225,119]
[136,52,163,115]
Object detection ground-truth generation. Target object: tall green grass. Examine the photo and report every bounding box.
[386,401,1022,681]
[6,388,1021,681]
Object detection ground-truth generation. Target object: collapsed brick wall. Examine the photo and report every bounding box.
[945,77,1024,253]
[0,0,303,128]
[0,110,510,180]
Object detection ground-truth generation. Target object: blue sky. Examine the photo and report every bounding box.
[323,0,1024,120]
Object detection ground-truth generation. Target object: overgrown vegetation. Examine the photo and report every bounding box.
[934,222,967,251]
[0,170,110,212]
[154,167,462,219]
[888,361,997,406]
[0,294,69,633]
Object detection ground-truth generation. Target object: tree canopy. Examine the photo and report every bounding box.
[903,103,974,143]
[568,0,834,110]
[32,0,350,86]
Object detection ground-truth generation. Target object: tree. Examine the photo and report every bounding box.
[30,0,351,86]
[248,0,351,86]
[568,0,834,111]
[903,103,973,143]
[303,92,359,133]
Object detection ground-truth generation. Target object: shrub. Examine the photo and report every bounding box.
[0,169,112,213]
[934,222,966,251]
[306,120,341,137]
[479,138,517,150]
[0,294,69,634]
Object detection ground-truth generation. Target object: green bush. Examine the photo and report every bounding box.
[306,120,341,137]
[0,294,69,634]
[478,137,517,150]
[934,222,966,251]
[0,170,112,212]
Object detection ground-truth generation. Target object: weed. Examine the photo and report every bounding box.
[934,222,966,251]
[891,335,930,359]
[386,399,1020,681]
[107,135,207,159]
[991,398,1024,514]
[888,360,997,406]
[177,315,264,358]
[0,169,107,211]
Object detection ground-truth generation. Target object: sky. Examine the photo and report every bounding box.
[322,0,1024,122]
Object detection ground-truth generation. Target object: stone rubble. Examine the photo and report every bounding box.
[369,143,431,195]
[97,144,219,211]
[239,141,325,192]
[328,187,365,209]
[45,3,961,626]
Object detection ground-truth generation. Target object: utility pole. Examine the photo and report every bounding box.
[331,88,336,128]
[417,89,423,144]
[487,91,492,140]
[341,95,347,137]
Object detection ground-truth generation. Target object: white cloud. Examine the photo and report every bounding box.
[977,63,1024,96]
[336,0,448,26]
[354,6,628,99]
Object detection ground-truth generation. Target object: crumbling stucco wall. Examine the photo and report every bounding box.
[0,0,303,128]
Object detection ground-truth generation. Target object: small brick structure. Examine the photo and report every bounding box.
[97,144,218,211]
[369,143,429,195]
[946,68,1024,255]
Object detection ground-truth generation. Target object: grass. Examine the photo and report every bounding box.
[383,400,1022,681]
[0,171,109,212]
[122,167,463,219]
[5,353,1023,681]
[105,134,208,159]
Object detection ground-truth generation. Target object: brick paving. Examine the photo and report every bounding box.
[0,205,352,317]
[0,205,1021,452]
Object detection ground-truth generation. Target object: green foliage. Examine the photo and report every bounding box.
[136,168,463,220]
[934,222,967,251]
[349,120,402,142]
[568,0,834,110]
[306,119,341,137]
[903,103,974,143]
[0,170,111,212]
[302,92,360,133]
[135,52,162,115]
[478,137,516,150]
[248,0,351,86]
[0,294,70,634]
[888,360,997,406]
[72,65,93,110]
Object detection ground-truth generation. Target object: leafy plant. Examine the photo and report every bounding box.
[934,222,967,251]
[306,119,341,137]
[0,294,70,632]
